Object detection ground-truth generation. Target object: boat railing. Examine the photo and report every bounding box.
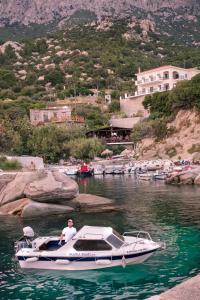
[123,231,152,241]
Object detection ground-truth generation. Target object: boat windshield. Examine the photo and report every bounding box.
[107,231,124,249]
[113,230,124,241]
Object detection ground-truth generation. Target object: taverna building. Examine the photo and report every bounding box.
[121,65,200,117]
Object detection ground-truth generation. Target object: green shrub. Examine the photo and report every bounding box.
[188,144,200,154]
[108,100,120,112]
[0,157,22,170]
[165,147,177,158]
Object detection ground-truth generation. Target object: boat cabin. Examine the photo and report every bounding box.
[71,226,125,251]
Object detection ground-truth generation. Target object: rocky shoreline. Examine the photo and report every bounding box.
[0,170,117,217]
[166,167,200,185]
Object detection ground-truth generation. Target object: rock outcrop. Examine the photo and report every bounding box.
[72,193,118,212]
[21,201,74,218]
[0,198,30,215]
[138,110,200,160]
[0,0,199,27]
[24,171,78,203]
[0,172,44,206]
[0,171,116,217]
[166,168,200,185]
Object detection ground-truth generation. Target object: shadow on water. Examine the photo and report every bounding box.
[1,176,200,299]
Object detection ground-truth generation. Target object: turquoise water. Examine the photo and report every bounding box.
[1,175,200,300]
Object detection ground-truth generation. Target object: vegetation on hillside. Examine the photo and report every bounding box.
[1,17,200,161]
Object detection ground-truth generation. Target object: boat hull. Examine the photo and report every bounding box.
[16,249,157,271]
[76,170,94,177]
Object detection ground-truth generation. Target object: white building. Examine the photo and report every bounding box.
[135,65,200,97]
[120,65,200,117]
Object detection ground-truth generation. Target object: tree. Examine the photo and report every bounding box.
[0,69,16,88]
[108,100,120,112]
[67,138,104,159]
[4,45,17,61]
[35,39,48,54]
[27,125,62,162]
[46,70,64,86]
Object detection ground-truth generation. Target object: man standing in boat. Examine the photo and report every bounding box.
[59,219,77,245]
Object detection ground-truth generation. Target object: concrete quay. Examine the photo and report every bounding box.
[147,274,200,300]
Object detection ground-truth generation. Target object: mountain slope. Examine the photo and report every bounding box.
[0,0,199,27]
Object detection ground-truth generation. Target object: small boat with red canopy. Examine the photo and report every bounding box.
[77,164,94,177]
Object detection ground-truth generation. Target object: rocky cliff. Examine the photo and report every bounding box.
[137,109,200,161]
[0,0,199,27]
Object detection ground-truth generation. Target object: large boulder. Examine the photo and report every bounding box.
[194,174,200,185]
[0,198,30,215]
[24,171,78,203]
[165,173,180,184]
[21,200,74,218]
[166,170,199,185]
[0,173,16,192]
[179,172,197,185]
[0,171,44,205]
[72,193,119,213]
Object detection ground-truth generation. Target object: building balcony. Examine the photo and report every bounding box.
[136,76,187,86]
[134,87,172,97]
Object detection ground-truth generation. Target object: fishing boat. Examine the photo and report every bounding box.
[15,226,165,271]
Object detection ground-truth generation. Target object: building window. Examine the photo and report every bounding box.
[150,86,154,93]
[185,74,188,79]
[43,113,49,122]
[173,71,179,79]
[163,71,169,79]
[149,75,153,81]
[73,239,112,251]
[142,88,146,94]
[164,83,169,91]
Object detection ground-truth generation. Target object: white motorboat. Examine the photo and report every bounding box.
[93,165,104,175]
[64,167,78,176]
[15,226,165,271]
[153,171,168,180]
[137,173,153,181]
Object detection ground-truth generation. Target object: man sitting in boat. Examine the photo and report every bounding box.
[59,219,77,245]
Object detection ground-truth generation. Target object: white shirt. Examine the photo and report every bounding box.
[62,226,77,243]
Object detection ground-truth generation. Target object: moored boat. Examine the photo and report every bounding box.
[76,164,94,177]
[15,226,165,271]
[153,171,168,180]
[137,173,153,181]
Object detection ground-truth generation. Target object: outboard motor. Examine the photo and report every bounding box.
[23,226,35,239]
[14,226,35,253]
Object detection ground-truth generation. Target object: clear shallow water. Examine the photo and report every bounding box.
[1,175,200,300]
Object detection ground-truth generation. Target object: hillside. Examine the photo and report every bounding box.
[0,18,200,108]
[137,109,200,161]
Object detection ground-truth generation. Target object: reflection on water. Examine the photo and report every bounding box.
[1,176,200,299]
